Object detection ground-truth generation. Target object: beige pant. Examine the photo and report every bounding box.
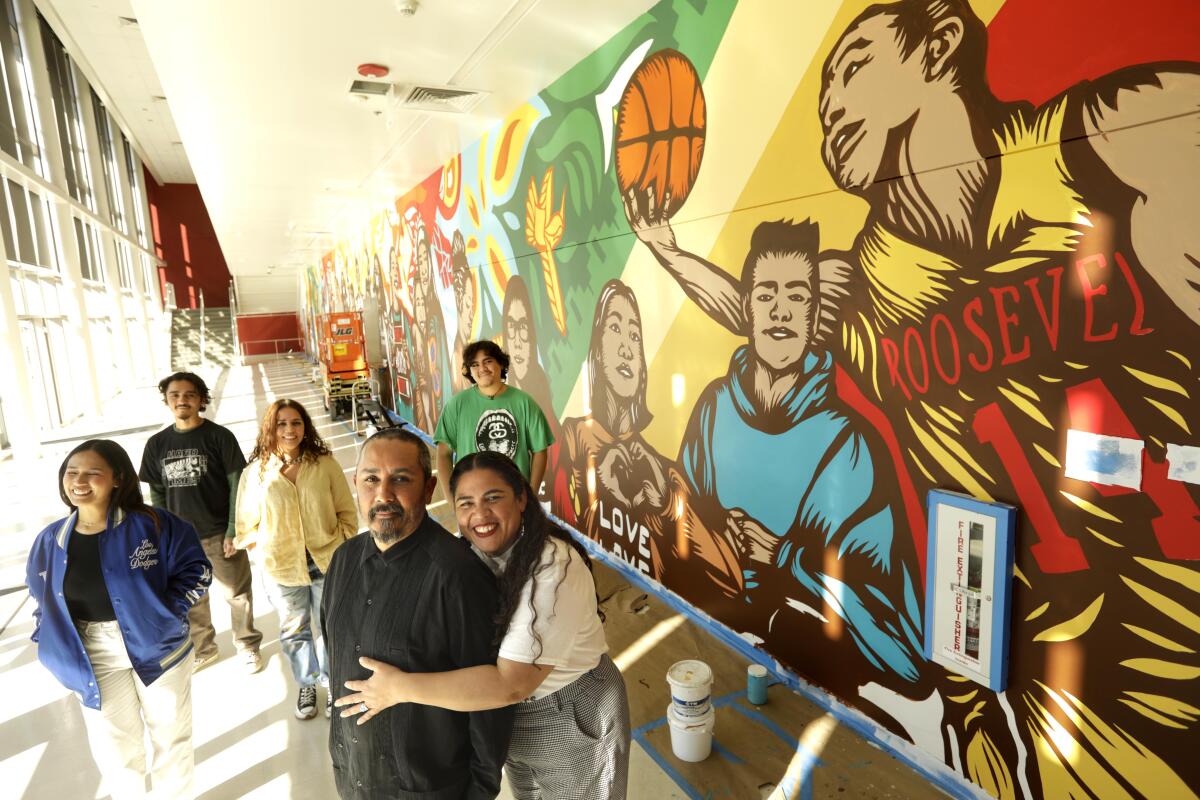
[188,534,262,658]
[77,620,195,800]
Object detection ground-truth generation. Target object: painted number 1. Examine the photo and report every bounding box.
[972,401,1090,573]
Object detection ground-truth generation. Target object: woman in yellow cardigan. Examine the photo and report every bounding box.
[235,399,356,720]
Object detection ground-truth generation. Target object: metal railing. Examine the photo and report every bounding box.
[236,337,303,363]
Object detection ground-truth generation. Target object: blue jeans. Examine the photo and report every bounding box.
[264,570,327,688]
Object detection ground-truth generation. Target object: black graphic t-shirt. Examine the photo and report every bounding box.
[139,420,247,538]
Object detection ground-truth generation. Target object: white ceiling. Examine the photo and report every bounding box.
[43,0,657,282]
[39,0,193,183]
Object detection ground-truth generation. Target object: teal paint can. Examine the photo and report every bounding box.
[747,664,768,705]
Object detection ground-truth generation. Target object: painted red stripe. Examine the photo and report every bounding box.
[835,366,928,581]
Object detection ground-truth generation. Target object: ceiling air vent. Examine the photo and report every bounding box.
[349,79,392,97]
[395,84,487,114]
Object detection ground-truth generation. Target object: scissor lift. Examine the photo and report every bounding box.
[318,313,372,421]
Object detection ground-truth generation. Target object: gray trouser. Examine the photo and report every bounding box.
[505,654,631,800]
[188,534,263,657]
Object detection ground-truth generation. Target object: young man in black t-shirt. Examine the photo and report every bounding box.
[139,371,263,673]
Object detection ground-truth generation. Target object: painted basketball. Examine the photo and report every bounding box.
[616,49,706,215]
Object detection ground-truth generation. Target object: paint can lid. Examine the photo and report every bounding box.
[747,664,768,678]
[667,659,713,688]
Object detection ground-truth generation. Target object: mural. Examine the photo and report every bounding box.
[300,0,1200,796]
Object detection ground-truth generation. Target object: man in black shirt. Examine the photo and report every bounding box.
[139,371,263,673]
[322,428,512,799]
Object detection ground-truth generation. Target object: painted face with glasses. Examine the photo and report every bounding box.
[504,298,533,384]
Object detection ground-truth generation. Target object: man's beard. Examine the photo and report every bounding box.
[369,502,408,544]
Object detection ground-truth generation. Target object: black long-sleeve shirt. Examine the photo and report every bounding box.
[322,514,514,799]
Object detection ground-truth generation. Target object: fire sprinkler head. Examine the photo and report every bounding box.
[395,0,418,15]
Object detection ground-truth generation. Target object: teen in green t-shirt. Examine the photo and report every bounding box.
[434,341,554,489]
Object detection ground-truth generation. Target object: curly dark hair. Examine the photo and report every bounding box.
[449,451,596,657]
[59,439,159,530]
[248,399,330,471]
[158,371,211,412]
[461,340,510,385]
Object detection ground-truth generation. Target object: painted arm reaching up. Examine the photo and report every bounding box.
[622,187,856,344]
[623,188,746,335]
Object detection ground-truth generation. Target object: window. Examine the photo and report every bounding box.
[0,392,9,448]
[7,179,32,261]
[44,317,75,422]
[0,179,57,269]
[122,134,148,247]
[40,16,92,209]
[74,217,104,282]
[30,188,55,270]
[0,181,13,259]
[19,318,62,429]
[140,251,153,298]
[87,316,117,400]
[92,89,126,233]
[0,0,41,172]
[115,239,134,290]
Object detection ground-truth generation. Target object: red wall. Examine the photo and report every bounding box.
[236,312,303,356]
[145,170,231,308]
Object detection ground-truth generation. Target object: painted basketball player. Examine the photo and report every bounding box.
[623,198,924,681]
[624,1,1200,793]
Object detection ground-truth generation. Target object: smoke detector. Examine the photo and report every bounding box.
[395,0,419,15]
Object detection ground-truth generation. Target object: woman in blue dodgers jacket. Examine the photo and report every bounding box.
[26,439,211,800]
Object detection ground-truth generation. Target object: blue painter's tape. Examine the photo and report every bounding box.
[728,703,800,750]
[633,732,705,800]
[711,740,745,765]
[632,714,671,738]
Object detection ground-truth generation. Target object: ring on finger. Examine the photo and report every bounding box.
[359,702,369,714]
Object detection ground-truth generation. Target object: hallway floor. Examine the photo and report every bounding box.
[0,356,951,799]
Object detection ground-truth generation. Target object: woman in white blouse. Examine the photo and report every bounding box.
[336,450,631,799]
[235,399,356,721]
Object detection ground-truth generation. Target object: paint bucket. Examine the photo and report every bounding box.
[667,659,713,718]
[666,704,715,762]
[747,664,769,705]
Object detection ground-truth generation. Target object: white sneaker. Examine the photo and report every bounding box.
[242,649,264,674]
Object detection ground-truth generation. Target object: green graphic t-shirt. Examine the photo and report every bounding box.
[433,385,555,479]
